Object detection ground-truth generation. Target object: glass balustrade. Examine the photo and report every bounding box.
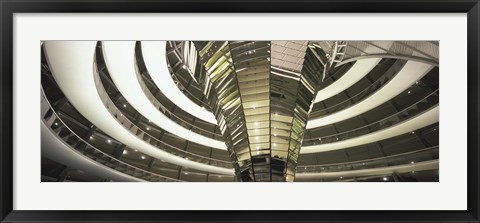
[134,58,223,140]
[303,89,439,146]
[297,146,438,173]
[310,59,406,118]
[41,88,182,182]
[169,69,212,108]
[93,60,233,169]
[43,84,438,179]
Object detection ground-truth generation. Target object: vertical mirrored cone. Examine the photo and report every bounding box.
[178,41,328,182]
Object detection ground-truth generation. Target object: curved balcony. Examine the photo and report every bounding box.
[297,146,438,173]
[102,41,226,150]
[303,89,438,146]
[136,73,223,140]
[133,44,223,140]
[44,82,437,182]
[307,60,435,129]
[310,59,406,118]
[311,41,397,103]
[43,78,439,182]
[42,83,232,182]
[41,88,182,182]
[93,57,233,169]
[42,50,214,182]
[295,160,439,182]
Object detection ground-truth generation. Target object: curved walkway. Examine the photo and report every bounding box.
[141,41,218,124]
[307,60,434,129]
[314,58,381,102]
[295,159,438,180]
[43,117,438,181]
[301,106,438,154]
[44,41,232,175]
[41,122,144,182]
[102,41,226,150]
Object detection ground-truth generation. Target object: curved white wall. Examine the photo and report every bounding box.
[41,122,144,182]
[141,41,218,125]
[301,106,438,154]
[307,61,434,129]
[314,58,381,102]
[43,120,437,181]
[102,41,226,150]
[44,41,233,175]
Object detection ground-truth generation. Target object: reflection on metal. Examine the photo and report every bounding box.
[168,41,331,181]
[308,41,347,81]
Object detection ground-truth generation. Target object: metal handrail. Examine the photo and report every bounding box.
[297,146,439,173]
[41,87,183,182]
[310,59,405,117]
[93,59,232,168]
[300,146,438,168]
[134,55,223,139]
[303,89,439,145]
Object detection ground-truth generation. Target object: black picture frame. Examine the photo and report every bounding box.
[1,0,479,222]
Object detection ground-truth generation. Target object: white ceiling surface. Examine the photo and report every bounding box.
[307,61,434,129]
[41,122,144,182]
[295,159,438,180]
[44,41,233,175]
[102,41,226,150]
[141,41,218,125]
[301,106,438,154]
[313,58,381,103]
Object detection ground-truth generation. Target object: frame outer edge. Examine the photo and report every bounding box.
[467,1,480,221]
[1,0,480,222]
[1,1,14,223]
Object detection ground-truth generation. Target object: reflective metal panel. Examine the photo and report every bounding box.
[172,41,332,181]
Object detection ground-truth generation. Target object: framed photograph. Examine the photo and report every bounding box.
[1,0,479,222]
